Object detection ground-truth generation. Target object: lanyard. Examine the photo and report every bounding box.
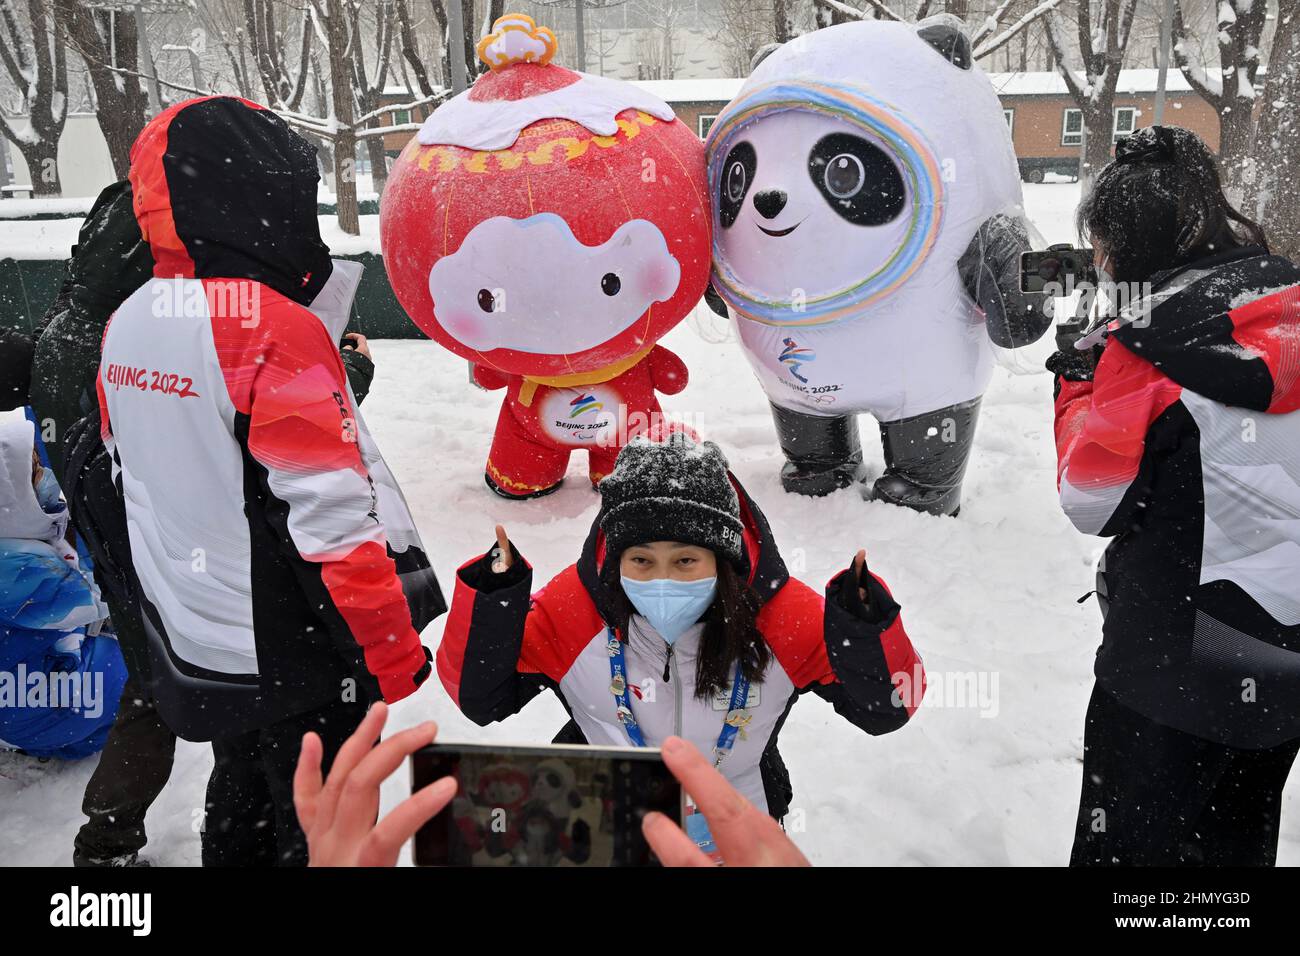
[605,627,752,767]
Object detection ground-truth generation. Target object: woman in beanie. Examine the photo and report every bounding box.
[437,432,924,850]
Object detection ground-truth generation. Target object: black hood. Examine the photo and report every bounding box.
[129,96,333,305]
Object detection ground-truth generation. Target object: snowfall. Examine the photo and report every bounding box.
[3,180,1298,867]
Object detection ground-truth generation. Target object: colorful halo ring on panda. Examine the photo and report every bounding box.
[706,80,945,327]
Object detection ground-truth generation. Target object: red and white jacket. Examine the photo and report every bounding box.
[437,474,924,817]
[1054,246,1300,748]
[96,97,443,740]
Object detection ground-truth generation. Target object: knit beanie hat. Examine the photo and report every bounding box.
[598,433,745,568]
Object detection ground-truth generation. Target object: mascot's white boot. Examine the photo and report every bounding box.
[705,16,1051,515]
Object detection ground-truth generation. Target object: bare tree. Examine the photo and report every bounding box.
[320,0,361,233]
[346,0,397,196]
[717,0,780,75]
[1247,0,1300,257]
[775,0,794,40]
[0,0,68,195]
[242,0,314,110]
[635,0,687,79]
[395,0,437,93]
[812,0,1062,60]
[427,0,496,84]
[1044,0,1141,188]
[268,0,446,230]
[53,1,151,180]
[1171,0,1266,195]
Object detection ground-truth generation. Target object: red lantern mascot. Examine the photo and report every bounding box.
[380,14,710,498]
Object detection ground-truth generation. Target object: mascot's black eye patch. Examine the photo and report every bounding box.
[808,133,906,226]
[719,141,757,229]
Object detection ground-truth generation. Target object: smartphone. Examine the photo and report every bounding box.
[410,741,683,867]
[1020,245,1098,294]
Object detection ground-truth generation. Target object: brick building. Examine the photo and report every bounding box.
[377,69,1225,183]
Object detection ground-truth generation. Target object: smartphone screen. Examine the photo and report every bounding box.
[1020,248,1094,294]
[410,742,682,867]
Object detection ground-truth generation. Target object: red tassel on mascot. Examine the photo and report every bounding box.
[381,14,710,498]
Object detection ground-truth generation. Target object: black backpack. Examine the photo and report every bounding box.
[61,406,153,687]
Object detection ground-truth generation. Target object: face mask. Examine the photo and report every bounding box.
[34,467,63,512]
[1086,254,1115,328]
[620,575,717,645]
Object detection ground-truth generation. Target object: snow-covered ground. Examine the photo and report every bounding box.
[3,182,1298,867]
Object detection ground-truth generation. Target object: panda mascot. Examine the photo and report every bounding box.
[704,16,1050,515]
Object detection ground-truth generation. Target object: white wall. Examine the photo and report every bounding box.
[3,113,118,198]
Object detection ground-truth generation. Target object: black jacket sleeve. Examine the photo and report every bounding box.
[0,326,34,411]
[810,566,917,734]
[436,540,553,725]
[763,565,922,736]
[340,347,375,404]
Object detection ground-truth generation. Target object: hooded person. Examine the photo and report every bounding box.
[19,176,380,865]
[9,181,368,867]
[94,95,445,866]
[1054,127,1300,865]
[29,178,377,482]
[437,431,925,857]
[0,418,126,760]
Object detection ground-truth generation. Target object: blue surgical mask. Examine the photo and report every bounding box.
[34,467,64,512]
[620,575,717,645]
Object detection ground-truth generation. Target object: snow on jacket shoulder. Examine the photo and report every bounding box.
[437,473,924,815]
[94,97,442,741]
[1053,246,1300,747]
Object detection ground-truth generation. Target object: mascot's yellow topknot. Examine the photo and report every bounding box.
[476,13,558,71]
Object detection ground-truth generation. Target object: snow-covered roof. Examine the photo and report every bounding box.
[986,68,1219,97]
[626,69,1224,104]
[629,78,745,104]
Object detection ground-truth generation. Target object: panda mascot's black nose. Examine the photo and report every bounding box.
[752,189,788,219]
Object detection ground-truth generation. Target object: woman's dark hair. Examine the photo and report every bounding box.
[1077,125,1269,284]
[607,558,770,701]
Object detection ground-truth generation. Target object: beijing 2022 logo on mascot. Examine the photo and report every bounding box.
[381,14,711,499]
[706,16,1050,515]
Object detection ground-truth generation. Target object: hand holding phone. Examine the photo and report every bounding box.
[642,736,811,867]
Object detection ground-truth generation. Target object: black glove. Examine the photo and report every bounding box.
[1046,346,1100,384]
[831,555,900,627]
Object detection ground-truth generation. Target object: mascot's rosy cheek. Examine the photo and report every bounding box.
[380,13,710,499]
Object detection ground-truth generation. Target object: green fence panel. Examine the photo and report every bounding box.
[0,258,69,334]
[0,252,425,340]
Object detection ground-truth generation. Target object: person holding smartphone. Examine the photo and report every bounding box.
[436,431,924,849]
[1051,126,1300,865]
[292,702,810,867]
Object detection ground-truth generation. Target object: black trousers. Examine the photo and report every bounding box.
[201,694,370,867]
[1071,684,1300,866]
[73,674,177,866]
